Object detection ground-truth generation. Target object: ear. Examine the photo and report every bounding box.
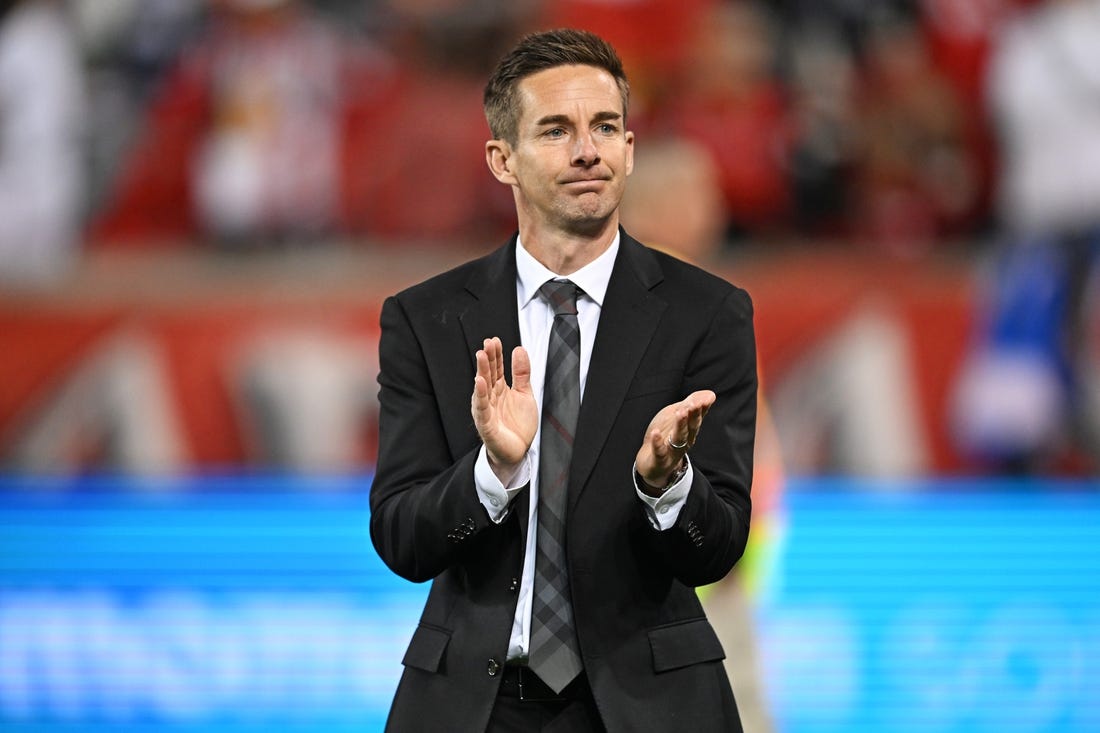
[624,130,636,177]
[486,139,518,186]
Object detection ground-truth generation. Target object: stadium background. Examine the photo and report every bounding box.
[1,1,1098,731]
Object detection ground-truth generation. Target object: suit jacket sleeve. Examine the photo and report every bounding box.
[369,293,505,583]
[643,287,756,587]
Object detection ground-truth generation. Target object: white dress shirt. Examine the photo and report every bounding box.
[473,233,693,661]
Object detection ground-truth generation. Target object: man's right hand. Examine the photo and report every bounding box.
[471,337,537,482]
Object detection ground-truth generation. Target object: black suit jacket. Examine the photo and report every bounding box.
[370,231,756,732]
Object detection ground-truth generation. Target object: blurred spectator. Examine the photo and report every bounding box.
[539,0,718,120]
[951,0,1100,474]
[915,0,1023,229]
[339,0,535,244]
[74,0,205,216]
[850,12,980,255]
[90,0,392,248]
[768,0,918,61]
[658,1,793,242]
[918,0,1014,105]
[620,135,727,263]
[771,0,1003,242]
[0,0,85,286]
[782,23,859,236]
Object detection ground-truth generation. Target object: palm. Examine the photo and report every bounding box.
[635,390,715,485]
[484,377,538,463]
[471,338,538,469]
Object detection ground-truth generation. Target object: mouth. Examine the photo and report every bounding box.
[561,177,609,190]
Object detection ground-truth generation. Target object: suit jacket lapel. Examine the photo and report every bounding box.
[570,233,666,509]
[459,238,529,542]
[459,238,523,383]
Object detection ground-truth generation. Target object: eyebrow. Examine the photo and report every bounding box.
[534,111,623,127]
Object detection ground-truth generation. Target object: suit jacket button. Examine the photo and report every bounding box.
[487,658,501,676]
[509,577,519,592]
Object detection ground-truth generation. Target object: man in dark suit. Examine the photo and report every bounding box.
[370,28,756,732]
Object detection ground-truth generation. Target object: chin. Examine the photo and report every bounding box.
[561,214,614,238]
[573,194,617,218]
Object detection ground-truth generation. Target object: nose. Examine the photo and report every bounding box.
[572,131,600,167]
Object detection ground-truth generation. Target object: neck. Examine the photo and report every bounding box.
[518,218,618,276]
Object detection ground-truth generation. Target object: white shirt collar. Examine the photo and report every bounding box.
[515,231,620,308]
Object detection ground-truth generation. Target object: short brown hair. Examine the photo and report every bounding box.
[484,28,630,145]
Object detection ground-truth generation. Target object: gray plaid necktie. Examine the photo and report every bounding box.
[529,279,584,693]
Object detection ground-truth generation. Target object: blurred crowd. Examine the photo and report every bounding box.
[2,0,1100,477]
[0,0,1083,268]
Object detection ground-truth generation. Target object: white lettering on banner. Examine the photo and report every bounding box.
[0,590,413,722]
[760,600,1096,733]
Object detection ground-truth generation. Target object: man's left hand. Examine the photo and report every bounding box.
[635,390,715,493]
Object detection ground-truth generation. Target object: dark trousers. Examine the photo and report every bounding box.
[486,666,605,733]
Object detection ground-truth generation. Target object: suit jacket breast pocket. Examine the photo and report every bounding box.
[401,624,451,673]
[648,617,726,673]
[624,369,683,401]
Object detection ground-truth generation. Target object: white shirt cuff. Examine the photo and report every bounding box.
[634,459,693,531]
[475,445,531,523]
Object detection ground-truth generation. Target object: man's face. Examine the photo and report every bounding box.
[490,64,634,237]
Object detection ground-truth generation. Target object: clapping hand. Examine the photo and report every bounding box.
[635,390,715,494]
[471,337,538,482]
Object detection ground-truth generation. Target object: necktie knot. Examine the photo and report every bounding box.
[539,280,579,317]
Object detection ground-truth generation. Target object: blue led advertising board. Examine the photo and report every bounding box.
[0,476,1096,732]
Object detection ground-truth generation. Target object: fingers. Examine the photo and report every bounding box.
[472,341,496,428]
[635,422,683,488]
[636,389,717,482]
[474,345,490,387]
[471,374,489,419]
[472,338,517,420]
[651,425,675,462]
[685,389,717,416]
[474,349,492,412]
[511,346,531,394]
[667,390,716,450]
[470,337,539,467]
[475,337,506,391]
[639,425,672,468]
[664,404,688,450]
[484,337,503,387]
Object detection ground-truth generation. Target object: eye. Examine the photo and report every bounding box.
[596,123,618,134]
[544,127,566,139]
